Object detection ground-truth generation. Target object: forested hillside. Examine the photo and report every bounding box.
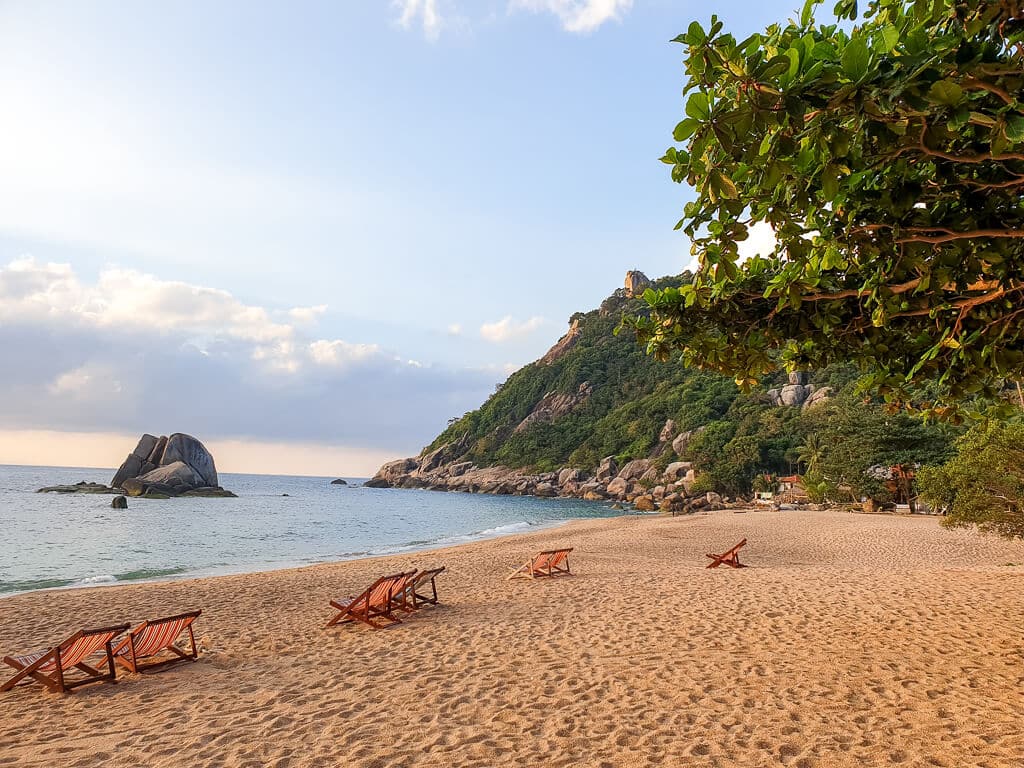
[411,272,958,500]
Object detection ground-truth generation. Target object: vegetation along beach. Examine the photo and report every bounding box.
[1,0,1023,767]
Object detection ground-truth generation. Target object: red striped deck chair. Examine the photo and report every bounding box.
[706,538,748,569]
[326,571,414,629]
[394,566,446,610]
[388,570,423,613]
[508,548,573,579]
[111,610,202,673]
[1,623,130,694]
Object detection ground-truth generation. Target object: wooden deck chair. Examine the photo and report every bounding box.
[508,548,573,579]
[326,571,414,629]
[397,566,446,609]
[1,623,131,694]
[111,610,202,674]
[706,538,748,569]
[387,570,422,613]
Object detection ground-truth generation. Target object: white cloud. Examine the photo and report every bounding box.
[509,0,633,33]
[0,257,496,450]
[447,323,463,336]
[49,364,123,401]
[287,305,328,325]
[309,339,382,368]
[479,315,545,342]
[394,0,445,40]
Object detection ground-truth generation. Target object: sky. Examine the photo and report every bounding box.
[0,0,797,476]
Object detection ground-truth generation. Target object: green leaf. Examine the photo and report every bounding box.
[800,0,818,27]
[673,118,699,142]
[685,92,711,120]
[684,21,706,45]
[710,169,738,199]
[927,79,965,107]
[1005,115,1024,143]
[875,24,899,53]
[840,37,870,81]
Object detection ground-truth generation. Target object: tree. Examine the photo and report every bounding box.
[627,0,1024,416]
[802,394,956,502]
[917,420,1024,538]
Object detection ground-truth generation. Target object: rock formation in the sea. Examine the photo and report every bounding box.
[112,495,128,509]
[330,478,348,485]
[109,433,235,498]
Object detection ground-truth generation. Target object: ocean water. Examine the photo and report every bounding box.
[0,464,623,596]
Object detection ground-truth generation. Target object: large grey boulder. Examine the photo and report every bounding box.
[109,432,228,497]
[659,419,677,443]
[779,384,810,406]
[616,459,651,482]
[160,434,218,487]
[596,457,618,482]
[663,461,693,482]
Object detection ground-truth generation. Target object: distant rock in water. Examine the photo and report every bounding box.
[112,495,128,509]
[330,478,348,486]
[39,433,235,498]
[37,481,114,494]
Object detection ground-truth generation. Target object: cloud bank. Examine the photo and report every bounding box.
[0,258,496,454]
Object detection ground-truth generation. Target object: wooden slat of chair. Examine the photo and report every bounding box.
[408,566,446,608]
[1,623,131,694]
[706,538,748,569]
[389,571,420,614]
[112,610,202,674]
[508,548,573,579]
[326,571,414,629]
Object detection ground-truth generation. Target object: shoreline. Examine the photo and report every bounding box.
[0,508,643,600]
[2,508,1022,768]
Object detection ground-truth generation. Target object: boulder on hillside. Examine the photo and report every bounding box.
[596,457,618,482]
[616,459,651,482]
[663,461,693,482]
[659,419,677,443]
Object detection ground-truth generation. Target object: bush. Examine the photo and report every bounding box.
[917,421,1024,539]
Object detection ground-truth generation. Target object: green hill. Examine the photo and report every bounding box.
[369,272,958,505]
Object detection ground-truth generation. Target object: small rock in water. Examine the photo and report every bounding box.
[111,495,128,509]
[330,478,348,486]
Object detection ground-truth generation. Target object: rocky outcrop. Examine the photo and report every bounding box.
[802,386,832,411]
[363,443,726,513]
[513,383,592,434]
[330,478,348,485]
[108,433,234,498]
[624,270,652,298]
[38,481,115,494]
[540,318,583,365]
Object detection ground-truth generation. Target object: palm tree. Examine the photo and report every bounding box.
[796,434,824,475]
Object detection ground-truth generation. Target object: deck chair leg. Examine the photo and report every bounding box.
[187,625,199,660]
[54,650,66,694]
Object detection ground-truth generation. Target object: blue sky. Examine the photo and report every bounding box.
[0,0,800,474]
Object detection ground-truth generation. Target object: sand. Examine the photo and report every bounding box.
[1,508,1022,768]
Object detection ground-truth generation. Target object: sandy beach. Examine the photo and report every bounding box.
[1,508,1022,768]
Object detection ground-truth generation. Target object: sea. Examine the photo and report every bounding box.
[0,464,624,596]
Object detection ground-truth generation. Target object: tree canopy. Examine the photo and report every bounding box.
[629,0,1024,416]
